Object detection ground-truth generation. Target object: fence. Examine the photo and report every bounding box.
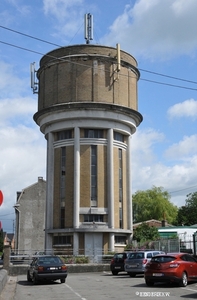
[132,236,195,254]
[152,239,180,253]
[8,248,114,265]
[8,235,197,266]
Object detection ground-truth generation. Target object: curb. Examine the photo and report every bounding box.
[0,269,8,295]
[8,263,110,276]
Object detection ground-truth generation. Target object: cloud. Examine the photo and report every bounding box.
[5,0,31,16]
[165,135,197,159]
[101,0,197,60]
[167,99,197,119]
[0,61,27,98]
[0,124,46,209]
[132,155,197,206]
[0,97,37,127]
[43,0,85,40]
[43,0,83,17]
[132,128,165,164]
[132,128,197,206]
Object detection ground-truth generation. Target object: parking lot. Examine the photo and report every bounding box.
[2,271,197,300]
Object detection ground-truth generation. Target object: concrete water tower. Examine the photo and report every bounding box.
[33,16,142,256]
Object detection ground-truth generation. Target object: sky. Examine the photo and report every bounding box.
[0,0,197,232]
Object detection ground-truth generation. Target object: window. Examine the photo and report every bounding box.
[60,147,66,227]
[115,235,127,244]
[119,208,123,228]
[128,252,145,259]
[146,253,152,258]
[57,130,72,140]
[119,149,123,203]
[91,145,97,206]
[60,147,66,199]
[114,132,124,142]
[84,129,103,138]
[53,235,71,245]
[119,149,123,228]
[84,214,104,222]
[152,256,175,263]
[60,208,65,228]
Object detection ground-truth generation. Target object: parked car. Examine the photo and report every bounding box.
[110,252,129,275]
[27,255,67,284]
[124,250,164,277]
[144,252,197,287]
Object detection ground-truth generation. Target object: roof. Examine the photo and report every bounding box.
[7,233,14,241]
[133,219,172,228]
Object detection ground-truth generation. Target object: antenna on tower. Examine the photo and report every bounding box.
[116,43,121,72]
[84,13,93,44]
[30,62,38,94]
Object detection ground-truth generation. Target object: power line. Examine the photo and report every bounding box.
[0,25,62,48]
[0,39,197,91]
[168,185,197,195]
[0,213,15,217]
[1,24,197,88]
[140,78,197,91]
[67,21,84,46]
[0,40,46,56]
[139,68,197,85]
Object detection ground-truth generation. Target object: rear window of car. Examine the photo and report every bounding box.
[151,256,176,263]
[38,257,62,264]
[114,253,124,259]
[128,252,145,259]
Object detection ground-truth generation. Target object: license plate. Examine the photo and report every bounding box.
[130,264,138,268]
[50,267,56,270]
[153,273,163,277]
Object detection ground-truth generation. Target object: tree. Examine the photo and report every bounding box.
[133,186,178,224]
[176,192,197,226]
[133,223,160,242]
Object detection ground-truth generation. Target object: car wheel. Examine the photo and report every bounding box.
[129,273,136,277]
[33,274,38,285]
[179,272,188,287]
[60,278,66,283]
[27,271,32,282]
[145,279,154,286]
[112,271,118,275]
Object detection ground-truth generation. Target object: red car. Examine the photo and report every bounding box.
[144,253,197,287]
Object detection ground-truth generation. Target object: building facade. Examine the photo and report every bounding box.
[14,177,46,253]
[33,44,142,255]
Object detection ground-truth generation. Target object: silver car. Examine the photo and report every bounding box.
[124,250,164,277]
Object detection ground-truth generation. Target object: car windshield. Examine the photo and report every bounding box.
[38,257,62,264]
[151,256,176,263]
[114,253,124,259]
[128,252,144,259]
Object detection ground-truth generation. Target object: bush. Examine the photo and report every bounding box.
[60,255,89,264]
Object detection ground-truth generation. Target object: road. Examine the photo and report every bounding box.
[2,271,197,300]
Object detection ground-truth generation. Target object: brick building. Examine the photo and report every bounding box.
[33,44,142,255]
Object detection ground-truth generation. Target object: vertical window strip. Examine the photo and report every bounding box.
[91,145,97,206]
[119,149,123,203]
[119,208,123,229]
[60,147,66,228]
[119,149,123,228]
[60,208,65,228]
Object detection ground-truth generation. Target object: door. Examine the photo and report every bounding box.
[85,233,103,262]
